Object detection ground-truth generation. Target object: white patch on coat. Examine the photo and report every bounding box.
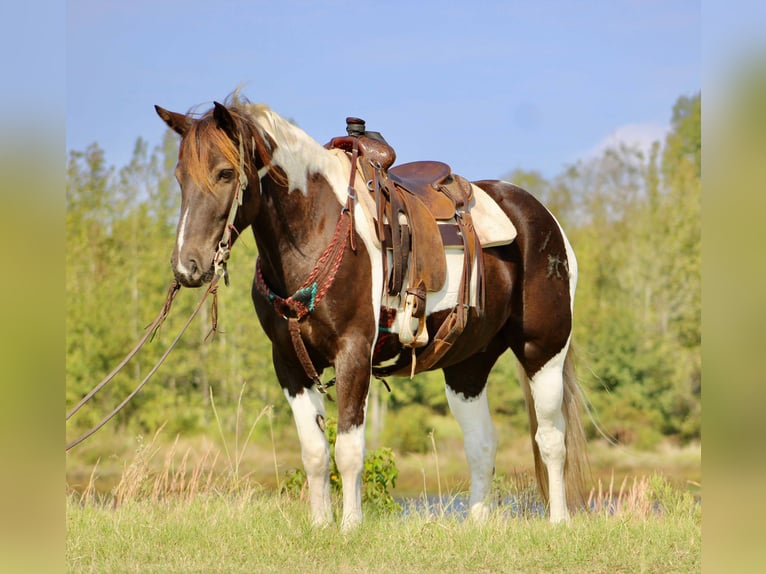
[529,342,570,523]
[246,105,338,197]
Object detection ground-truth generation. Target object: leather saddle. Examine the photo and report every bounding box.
[326,118,484,364]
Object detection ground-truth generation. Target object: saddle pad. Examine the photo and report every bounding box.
[467,183,517,246]
[328,148,517,248]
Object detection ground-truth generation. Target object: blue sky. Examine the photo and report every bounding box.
[64,1,702,181]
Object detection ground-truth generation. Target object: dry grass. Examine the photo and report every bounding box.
[67,417,700,573]
[72,422,699,524]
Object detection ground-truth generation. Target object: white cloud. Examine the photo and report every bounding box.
[580,122,670,163]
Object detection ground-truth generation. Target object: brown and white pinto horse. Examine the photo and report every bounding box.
[156,96,588,529]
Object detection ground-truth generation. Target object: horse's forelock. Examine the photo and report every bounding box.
[180,98,299,194]
[181,112,245,193]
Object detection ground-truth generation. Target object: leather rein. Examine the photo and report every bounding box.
[66,137,257,451]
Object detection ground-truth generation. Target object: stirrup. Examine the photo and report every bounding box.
[399,291,429,348]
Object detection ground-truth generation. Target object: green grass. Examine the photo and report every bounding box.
[67,490,700,573]
[66,436,700,574]
[66,416,701,573]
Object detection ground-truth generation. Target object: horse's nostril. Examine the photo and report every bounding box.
[188,258,198,275]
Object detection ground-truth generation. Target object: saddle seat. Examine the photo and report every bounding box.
[389,161,459,220]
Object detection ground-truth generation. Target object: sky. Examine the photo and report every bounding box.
[65,0,700,181]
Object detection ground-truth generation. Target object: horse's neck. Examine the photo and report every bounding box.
[250,122,349,292]
[250,108,336,193]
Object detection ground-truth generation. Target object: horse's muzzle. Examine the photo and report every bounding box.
[172,254,214,288]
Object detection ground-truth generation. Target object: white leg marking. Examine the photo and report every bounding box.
[530,345,570,523]
[284,388,332,526]
[334,425,366,530]
[446,385,498,522]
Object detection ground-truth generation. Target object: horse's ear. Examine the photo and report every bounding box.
[155,105,191,136]
[213,101,239,141]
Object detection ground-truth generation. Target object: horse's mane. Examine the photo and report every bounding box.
[181,90,336,196]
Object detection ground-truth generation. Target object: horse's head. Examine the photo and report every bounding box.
[155,102,263,287]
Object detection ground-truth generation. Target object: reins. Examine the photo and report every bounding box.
[65,279,180,423]
[65,276,220,452]
[66,134,255,452]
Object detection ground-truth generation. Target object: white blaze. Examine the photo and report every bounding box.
[176,206,191,275]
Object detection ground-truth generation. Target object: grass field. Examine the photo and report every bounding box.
[66,429,701,573]
[67,484,700,573]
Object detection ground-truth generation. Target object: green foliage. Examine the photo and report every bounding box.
[382,403,433,454]
[648,473,701,519]
[361,446,401,514]
[530,93,702,446]
[281,419,401,514]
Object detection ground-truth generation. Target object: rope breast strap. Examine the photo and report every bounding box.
[254,156,357,393]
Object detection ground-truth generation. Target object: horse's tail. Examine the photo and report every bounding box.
[518,344,590,511]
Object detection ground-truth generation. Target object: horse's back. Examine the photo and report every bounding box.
[473,180,549,227]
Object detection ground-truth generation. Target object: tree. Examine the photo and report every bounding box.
[560,93,701,445]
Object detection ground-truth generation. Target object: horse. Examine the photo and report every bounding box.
[155,95,589,529]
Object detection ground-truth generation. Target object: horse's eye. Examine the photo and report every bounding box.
[218,169,235,182]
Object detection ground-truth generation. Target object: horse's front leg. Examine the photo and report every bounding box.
[276,351,333,527]
[333,338,373,531]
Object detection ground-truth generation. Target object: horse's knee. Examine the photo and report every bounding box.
[334,425,365,475]
[535,424,566,465]
[285,388,330,476]
[302,441,330,476]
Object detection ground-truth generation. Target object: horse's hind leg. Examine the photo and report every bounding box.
[443,340,506,521]
[524,346,570,523]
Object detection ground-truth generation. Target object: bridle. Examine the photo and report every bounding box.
[213,134,271,286]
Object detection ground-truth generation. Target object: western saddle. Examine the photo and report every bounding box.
[326,118,485,373]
